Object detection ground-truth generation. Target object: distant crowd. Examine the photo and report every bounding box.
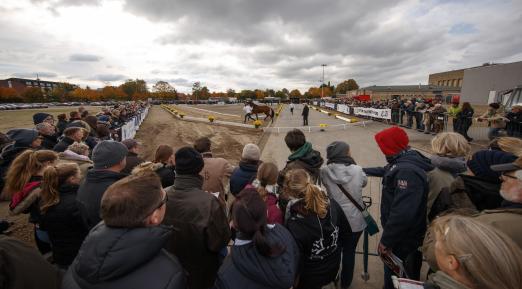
[329,98,522,141]
[0,104,522,289]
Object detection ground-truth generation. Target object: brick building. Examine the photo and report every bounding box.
[0,77,64,95]
[428,69,465,88]
[349,85,460,101]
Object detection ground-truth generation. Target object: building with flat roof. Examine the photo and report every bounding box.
[428,69,465,88]
[0,77,65,95]
[348,85,460,101]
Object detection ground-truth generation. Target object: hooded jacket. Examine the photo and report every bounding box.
[320,163,368,232]
[76,169,127,230]
[364,150,434,249]
[230,161,259,196]
[58,151,93,180]
[278,142,324,187]
[286,197,351,288]
[40,184,88,267]
[214,224,299,289]
[155,163,175,188]
[62,223,186,289]
[163,174,231,289]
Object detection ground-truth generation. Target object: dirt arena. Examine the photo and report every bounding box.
[172,103,278,126]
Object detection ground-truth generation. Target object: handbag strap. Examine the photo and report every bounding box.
[336,184,365,212]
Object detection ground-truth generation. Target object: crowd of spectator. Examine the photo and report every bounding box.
[326,98,522,141]
[0,105,522,289]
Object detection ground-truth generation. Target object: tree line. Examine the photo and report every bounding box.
[0,78,359,103]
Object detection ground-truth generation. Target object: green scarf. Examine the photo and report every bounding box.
[288,142,312,161]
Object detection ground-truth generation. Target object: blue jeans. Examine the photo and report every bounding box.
[341,231,363,288]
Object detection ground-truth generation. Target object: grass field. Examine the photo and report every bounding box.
[0,106,101,132]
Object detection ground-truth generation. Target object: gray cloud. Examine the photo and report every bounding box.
[12,71,58,78]
[94,74,127,82]
[69,53,102,62]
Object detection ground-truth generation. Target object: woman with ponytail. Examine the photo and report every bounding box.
[283,169,352,289]
[4,149,58,254]
[40,163,88,268]
[214,188,299,289]
[253,162,283,224]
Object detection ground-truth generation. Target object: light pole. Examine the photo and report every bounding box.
[321,64,327,99]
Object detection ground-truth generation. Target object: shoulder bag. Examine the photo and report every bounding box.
[336,184,379,236]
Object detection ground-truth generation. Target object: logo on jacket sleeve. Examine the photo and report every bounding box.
[397,179,408,190]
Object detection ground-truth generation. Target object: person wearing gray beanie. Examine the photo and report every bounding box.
[76,140,128,229]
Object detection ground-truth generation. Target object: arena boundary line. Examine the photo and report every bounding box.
[178,105,241,117]
[264,121,371,134]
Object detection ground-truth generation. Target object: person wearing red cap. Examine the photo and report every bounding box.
[364,126,434,289]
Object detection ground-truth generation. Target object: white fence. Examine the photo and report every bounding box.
[120,107,150,141]
[353,107,391,120]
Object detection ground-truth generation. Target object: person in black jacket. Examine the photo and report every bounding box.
[76,141,128,230]
[153,144,176,188]
[364,127,433,289]
[214,188,299,289]
[36,122,58,150]
[56,113,68,135]
[283,169,352,289]
[230,144,261,196]
[121,139,144,174]
[455,102,474,141]
[63,172,187,289]
[505,103,522,137]
[302,104,309,126]
[53,127,85,153]
[39,163,88,268]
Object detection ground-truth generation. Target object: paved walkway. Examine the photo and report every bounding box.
[261,104,431,289]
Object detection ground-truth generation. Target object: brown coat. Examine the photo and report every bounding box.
[200,153,233,204]
[163,174,231,289]
[58,151,93,180]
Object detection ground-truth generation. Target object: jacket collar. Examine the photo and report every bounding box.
[173,174,203,190]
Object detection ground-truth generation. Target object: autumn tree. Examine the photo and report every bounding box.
[265,89,275,98]
[0,87,22,102]
[120,79,147,99]
[22,87,45,102]
[238,90,255,100]
[335,79,359,94]
[152,81,177,99]
[289,89,302,98]
[100,86,126,100]
[254,89,265,100]
[226,89,236,99]
[50,82,75,102]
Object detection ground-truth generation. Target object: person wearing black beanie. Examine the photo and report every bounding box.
[163,146,230,289]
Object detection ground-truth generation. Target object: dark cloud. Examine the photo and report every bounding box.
[69,53,102,62]
[94,74,127,82]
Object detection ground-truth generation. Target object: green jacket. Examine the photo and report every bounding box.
[447,106,461,118]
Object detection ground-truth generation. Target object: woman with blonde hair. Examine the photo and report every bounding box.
[489,136,522,157]
[4,149,58,254]
[253,162,283,224]
[427,132,470,221]
[39,163,88,268]
[58,142,93,179]
[283,169,351,289]
[425,214,522,289]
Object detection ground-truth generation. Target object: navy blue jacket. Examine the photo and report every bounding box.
[230,161,258,196]
[364,150,433,249]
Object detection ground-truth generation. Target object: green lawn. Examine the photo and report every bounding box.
[0,106,101,132]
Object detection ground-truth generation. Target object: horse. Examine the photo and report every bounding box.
[245,101,275,123]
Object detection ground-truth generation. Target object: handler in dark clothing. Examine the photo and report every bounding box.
[76,141,128,230]
[302,104,309,126]
[364,126,433,289]
[163,147,230,289]
[63,172,186,289]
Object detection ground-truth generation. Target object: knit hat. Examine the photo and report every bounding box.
[326,141,350,160]
[6,129,40,148]
[92,140,128,169]
[467,150,518,182]
[175,147,204,175]
[242,144,260,161]
[374,126,409,156]
[33,113,52,125]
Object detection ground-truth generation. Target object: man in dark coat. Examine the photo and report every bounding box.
[121,139,144,174]
[36,122,58,150]
[0,235,62,289]
[76,141,128,230]
[230,144,260,196]
[363,127,433,289]
[63,172,186,289]
[53,127,85,153]
[278,129,324,188]
[302,104,309,126]
[163,147,230,289]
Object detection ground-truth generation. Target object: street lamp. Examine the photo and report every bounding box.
[321,64,327,99]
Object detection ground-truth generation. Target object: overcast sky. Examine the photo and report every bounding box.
[1,0,521,93]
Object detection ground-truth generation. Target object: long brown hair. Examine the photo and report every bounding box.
[256,162,278,200]
[284,169,328,218]
[154,144,174,163]
[40,163,80,213]
[3,150,57,198]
